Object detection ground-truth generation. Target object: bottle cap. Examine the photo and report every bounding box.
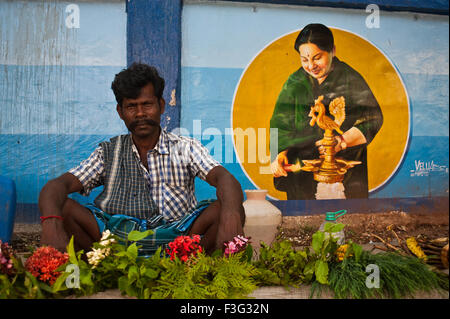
[325,210,347,221]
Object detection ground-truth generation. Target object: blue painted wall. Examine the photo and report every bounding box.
[126,0,182,132]
[217,0,449,15]
[0,1,127,222]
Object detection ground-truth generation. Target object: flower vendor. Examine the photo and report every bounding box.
[38,63,245,256]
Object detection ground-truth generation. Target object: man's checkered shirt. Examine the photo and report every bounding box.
[69,129,220,221]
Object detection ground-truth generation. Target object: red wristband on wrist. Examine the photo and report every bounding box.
[40,215,64,223]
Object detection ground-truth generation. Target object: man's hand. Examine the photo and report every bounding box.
[38,172,83,252]
[215,210,244,251]
[40,218,70,252]
[205,166,246,252]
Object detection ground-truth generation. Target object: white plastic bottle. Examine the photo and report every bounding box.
[318,210,347,245]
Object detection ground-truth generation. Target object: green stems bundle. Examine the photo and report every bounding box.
[315,250,448,299]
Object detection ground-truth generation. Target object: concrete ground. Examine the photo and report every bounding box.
[69,286,448,299]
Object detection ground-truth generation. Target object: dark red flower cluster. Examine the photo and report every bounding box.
[166,235,203,262]
[25,246,69,285]
[0,240,15,276]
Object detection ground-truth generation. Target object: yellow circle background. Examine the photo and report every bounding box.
[232,28,409,200]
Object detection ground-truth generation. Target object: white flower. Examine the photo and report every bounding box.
[87,247,108,268]
[100,230,112,241]
[86,231,117,269]
[99,231,116,247]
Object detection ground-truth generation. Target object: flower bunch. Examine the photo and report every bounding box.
[86,230,117,269]
[0,240,15,276]
[336,244,352,262]
[224,235,250,257]
[25,246,69,285]
[166,235,203,262]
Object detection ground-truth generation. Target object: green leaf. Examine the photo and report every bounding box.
[115,251,128,257]
[127,230,153,242]
[211,249,223,259]
[52,272,69,293]
[128,265,138,283]
[352,243,363,262]
[38,281,54,294]
[67,236,78,265]
[312,231,325,253]
[117,260,129,270]
[127,243,138,260]
[314,260,329,285]
[118,276,129,293]
[139,264,147,276]
[144,288,151,299]
[297,250,308,260]
[244,245,253,263]
[303,260,315,276]
[323,222,334,232]
[144,268,159,279]
[329,223,345,233]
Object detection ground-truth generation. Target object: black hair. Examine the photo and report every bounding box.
[111,62,165,106]
[294,23,334,53]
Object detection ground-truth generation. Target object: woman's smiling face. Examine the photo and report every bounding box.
[299,43,335,84]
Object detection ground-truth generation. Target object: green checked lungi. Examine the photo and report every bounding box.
[86,199,214,256]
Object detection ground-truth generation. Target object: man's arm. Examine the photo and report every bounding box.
[38,172,84,251]
[205,166,245,248]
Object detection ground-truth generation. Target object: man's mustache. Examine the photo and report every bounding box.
[129,118,159,130]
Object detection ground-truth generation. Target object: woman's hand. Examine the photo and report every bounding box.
[271,150,290,177]
[316,135,347,155]
[316,127,367,155]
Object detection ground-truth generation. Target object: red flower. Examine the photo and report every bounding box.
[25,246,69,285]
[166,235,203,263]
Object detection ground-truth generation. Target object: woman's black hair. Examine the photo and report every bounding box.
[111,62,165,106]
[294,23,334,53]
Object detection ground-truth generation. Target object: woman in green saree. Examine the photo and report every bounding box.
[270,24,383,199]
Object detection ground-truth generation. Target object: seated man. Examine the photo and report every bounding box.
[39,63,245,255]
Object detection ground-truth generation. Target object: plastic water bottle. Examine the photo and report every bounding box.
[318,210,347,245]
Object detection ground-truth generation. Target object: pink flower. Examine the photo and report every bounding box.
[223,236,250,257]
[0,240,16,276]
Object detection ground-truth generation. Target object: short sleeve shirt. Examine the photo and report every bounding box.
[69,130,220,221]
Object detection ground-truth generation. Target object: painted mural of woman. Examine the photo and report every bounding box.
[270,23,383,200]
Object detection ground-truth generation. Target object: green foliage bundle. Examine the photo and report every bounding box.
[152,250,258,299]
[312,247,448,299]
[252,240,308,287]
[253,222,346,287]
